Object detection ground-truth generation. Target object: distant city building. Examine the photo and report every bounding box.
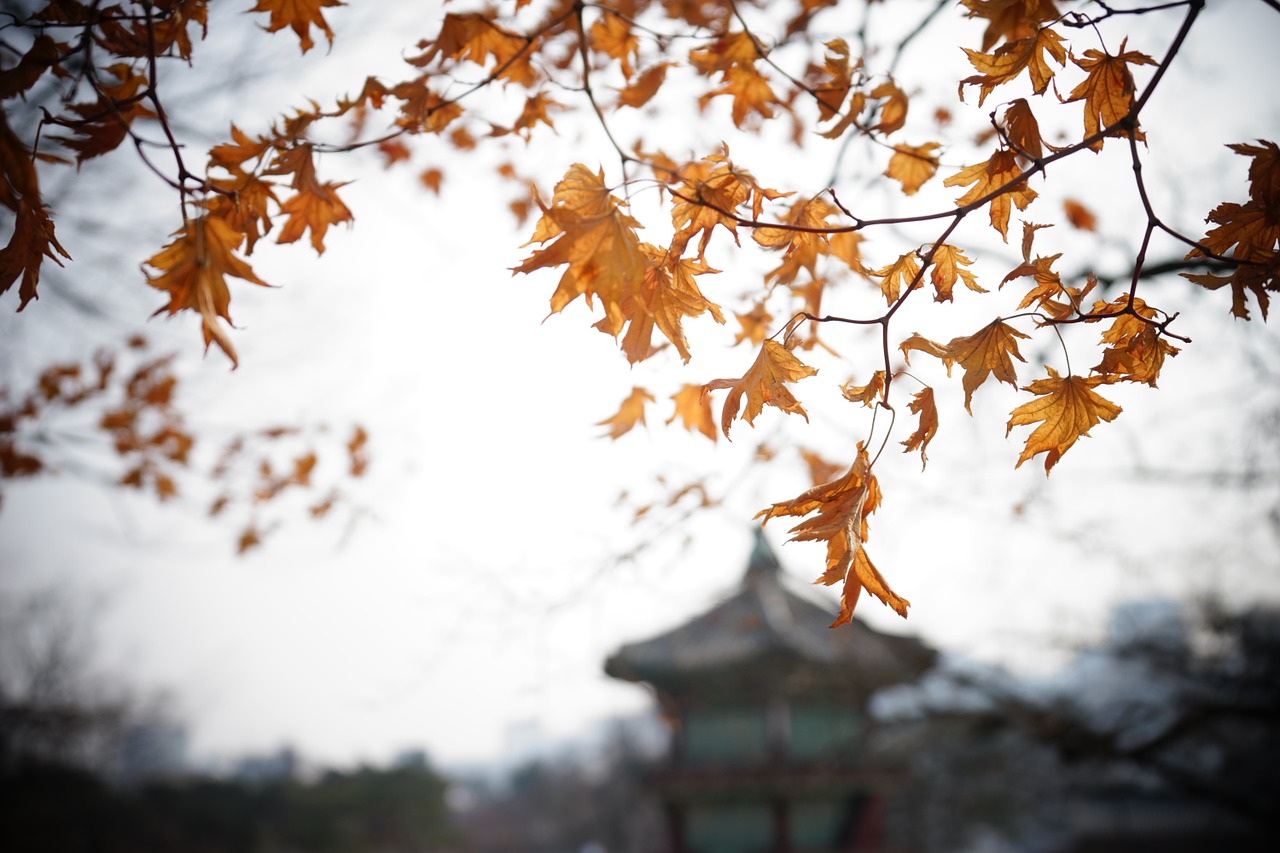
[394,746,429,769]
[233,745,298,784]
[605,528,937,853]
[115,719,188,784]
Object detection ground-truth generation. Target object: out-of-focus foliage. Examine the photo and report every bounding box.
[0,759,459,852]
[882,599,1280,847]
[0,335,368,553]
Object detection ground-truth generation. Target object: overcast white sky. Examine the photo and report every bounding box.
[2,0,1279,772]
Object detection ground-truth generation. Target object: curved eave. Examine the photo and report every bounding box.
[604,572,936,697]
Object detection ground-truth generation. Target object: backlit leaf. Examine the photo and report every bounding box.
[1063,39,1156,151]
[1002,98,1048,160]
[961,26,1067,106]
[597,387,655,439]
[411,12,536,86]
[900,320,1029,413]
[1063,198,1097,230]
[143,215,269,366]
[1090,297,1180,386]
[901,387,939,469]
[885,142,941,196]
[514,164,646,331]
[1007,367,1122,472]
[944,149,1038,240]
[616,63,671,109]
[841,371,884,407]
[929,244,985,302]
[0,201,69,310]
[705,340,817,438]
[870,250,922,304]
[1183,141,1280,319]
[667,384,717,441]
[590,13,639,79]
[250,0,342,53]
[757,445,909,621]
[870,79,908,135]
[610,245,724,364]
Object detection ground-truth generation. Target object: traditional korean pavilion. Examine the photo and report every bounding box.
[604,529,936,853]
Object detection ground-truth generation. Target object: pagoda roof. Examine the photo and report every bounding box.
[604,529,936,700]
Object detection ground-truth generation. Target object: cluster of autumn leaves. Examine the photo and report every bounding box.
[0,334,368,553]
[1,1,365,549]
[2,1,1277,615]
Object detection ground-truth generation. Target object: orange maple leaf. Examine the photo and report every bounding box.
[667,384,717,441]
[1184,201,1279,319]
[1183,141,1280,319]
[1063,39,1156,151]
[757,445,909,621]
[841,371,885,407]
[1063,198,1097,230]
[0,200,69,310]
[688,27,777,128]
[753,196,842,285]
[799,448,843,487]
[705,340,817,439]
[819,87,868,140]
[388,79,463,135]
[1018,220,1054,262]
[961,26,1067,106]
[900,319,1029,413]
[1003,252,1090,322]
[0,34,58,100]
[885,142,941,196]
[699,65,779,128]
[89,0,207,60]
[688,30,763,75]
[929,243,986,302]
[610,244,724,364]
[206,172,279,253]
[870,250,922,304]
[412,12,537,86]
[788,277,828,351]
[1231,140,1280,207]
[807,39,855,122]
[347,425,369,477]
[961,0,1061,52]
[616,63,671,109]
[209,124,271,172]
[869,79,908,135]
[514,164,646,329]
[493,92,562,139]
[829,230,867,276]
[597,387,654,439]
[733,302,773,346]
[53,63,155,162]
[265,145,353,253]
[671,154,788,258]
[1090,297,1180,386]
[1002,98,1051,160]
[420,168,443,194]
[250,0,343,53]
[589,13,639,79]
[900,387,939,469]
[276,181,352,253]
[944,148,1038,240]
[1007,367,1121,472]
[237,524,263,555]
[144,215,269,366]
[1002,222,1069,314]
[1187,252,1280,322]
